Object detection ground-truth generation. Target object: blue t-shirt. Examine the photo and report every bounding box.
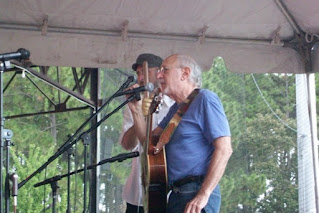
[158,89,231,184]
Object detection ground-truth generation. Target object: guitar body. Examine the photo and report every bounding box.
[148,135,167,213]
[141,61,167,212]
[141,129,168,213]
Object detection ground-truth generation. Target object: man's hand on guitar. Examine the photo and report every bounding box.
[154,140,167,154]
[153,143,162,154]
[142,97,152,116]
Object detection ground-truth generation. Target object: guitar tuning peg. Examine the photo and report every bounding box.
[155,104,162,113]
[151,94,163,114]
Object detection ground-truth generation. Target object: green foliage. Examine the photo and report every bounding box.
[98,68,133,211]
[11,144,68,212]
[3,67,91,212]
[221,171,267,212]
[202,57,298,212]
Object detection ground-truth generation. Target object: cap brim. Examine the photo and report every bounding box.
[132,62,159,71]
[132,63,138,71]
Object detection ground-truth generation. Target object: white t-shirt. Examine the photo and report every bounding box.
[118,95,174,206]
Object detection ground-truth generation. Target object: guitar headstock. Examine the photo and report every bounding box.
[149,94,162,114]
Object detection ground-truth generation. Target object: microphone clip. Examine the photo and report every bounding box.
[135,92,141,101]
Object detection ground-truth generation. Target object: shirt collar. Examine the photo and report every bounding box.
[162,95,175,107]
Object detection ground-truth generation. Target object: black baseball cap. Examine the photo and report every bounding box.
[132,53,163,71]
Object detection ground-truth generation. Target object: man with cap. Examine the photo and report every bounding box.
[127,54,232,212]
[119,53,174,213]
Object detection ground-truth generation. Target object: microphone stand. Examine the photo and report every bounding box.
[4,130,13,213]
[0,60,7,213]
[33,152,139,213]
[0,60,15,213]
[21,88,142,212]
[81,133,90,213]
[75,94,139,212]
[66,145,74,213]
[0,51,30,213]
[18,80,139,189]
[50,181,59,213]
[76,90,141,212]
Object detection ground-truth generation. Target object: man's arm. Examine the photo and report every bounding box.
[184,136,232,213]
[119,106,138,151]
[122,92,165,150]
[127,92,161,143]
[130,105,147,142]
[120,126,139,150]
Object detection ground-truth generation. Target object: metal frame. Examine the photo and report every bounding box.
[4,62,96,119]
[3,63,100,212]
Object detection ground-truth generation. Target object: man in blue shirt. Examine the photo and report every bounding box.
[127,54,232,213]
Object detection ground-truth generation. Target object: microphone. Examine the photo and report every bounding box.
[98,151,139,164]
[11,173,18,211]
[0,48,30,61]
[119,75,137,91]
[115,82,154,97]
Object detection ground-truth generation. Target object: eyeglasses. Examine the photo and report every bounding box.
[157,66,181,73]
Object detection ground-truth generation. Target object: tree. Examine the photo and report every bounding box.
[11,144,68,212]
[4,67,91,212]
[202,57,298,212]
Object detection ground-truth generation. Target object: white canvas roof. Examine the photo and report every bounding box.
[0,0,318,73]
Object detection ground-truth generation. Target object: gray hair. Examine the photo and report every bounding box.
[174,54,202,88]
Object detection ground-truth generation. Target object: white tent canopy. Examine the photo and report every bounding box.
[0,0,318,73]
[1,1,319,212]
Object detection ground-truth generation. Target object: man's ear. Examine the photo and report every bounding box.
[181,67,191,80]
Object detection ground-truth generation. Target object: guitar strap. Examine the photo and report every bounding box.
[157,88,200,145]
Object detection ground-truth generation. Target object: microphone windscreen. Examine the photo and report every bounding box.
[130,75,137,83]
[17,48,30,60]
[145,82,154,92]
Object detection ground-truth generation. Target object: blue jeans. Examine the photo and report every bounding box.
[167,182,221,213]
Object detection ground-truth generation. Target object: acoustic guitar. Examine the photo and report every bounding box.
[140,61,167,213]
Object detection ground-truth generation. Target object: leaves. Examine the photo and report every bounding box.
[202,58,298,212]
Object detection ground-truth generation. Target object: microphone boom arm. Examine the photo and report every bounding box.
[18,80,140,189]
[34,151,139,188]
